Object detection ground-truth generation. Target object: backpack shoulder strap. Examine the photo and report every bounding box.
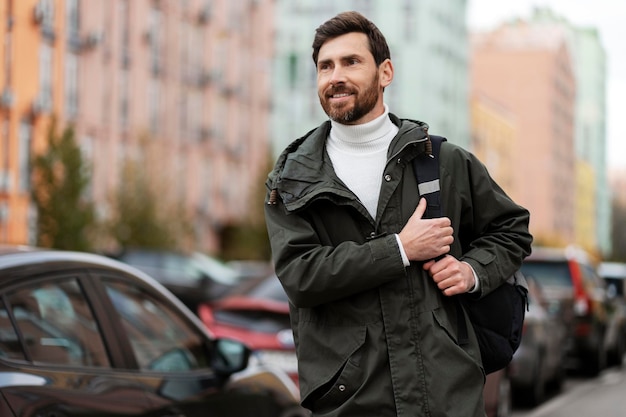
[412,135,447,219]
[412,136,470,345]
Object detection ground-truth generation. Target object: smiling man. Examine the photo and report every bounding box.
[265,11,532,417]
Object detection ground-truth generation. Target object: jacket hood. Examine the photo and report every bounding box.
[267,114,431,207]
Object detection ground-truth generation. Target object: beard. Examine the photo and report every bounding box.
[320,72,380,124]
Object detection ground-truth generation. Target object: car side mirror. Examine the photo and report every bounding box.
[211,338,250,375]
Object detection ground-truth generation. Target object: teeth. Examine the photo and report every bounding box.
[333,93,350,98]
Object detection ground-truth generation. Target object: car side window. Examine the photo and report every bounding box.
[0,299,26,360]
[5,278,110,367]
[103,279,210,371]
[580,264,603,289]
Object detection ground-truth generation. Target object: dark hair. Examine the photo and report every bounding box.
[312,11,391,67]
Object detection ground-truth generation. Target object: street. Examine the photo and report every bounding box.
[512,365,626,417]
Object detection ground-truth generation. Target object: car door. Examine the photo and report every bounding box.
[93,272,303,417]
[0,273,153,417]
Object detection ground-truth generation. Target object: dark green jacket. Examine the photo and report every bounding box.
[264,114,532,417]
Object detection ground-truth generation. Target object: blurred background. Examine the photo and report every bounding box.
[0,0,624,265]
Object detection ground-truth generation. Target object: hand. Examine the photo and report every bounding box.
[423,256,476,296]
[398,198,454,261]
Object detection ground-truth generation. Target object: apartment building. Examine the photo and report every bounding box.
[529,8,610,256]
[471,21,578,247]
[0,0,275,252]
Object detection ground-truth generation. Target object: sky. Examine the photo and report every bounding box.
[467,0,626,170]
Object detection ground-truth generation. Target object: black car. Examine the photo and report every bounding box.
[110,248,244,313]
[508,277,566,405]
[598,261,626,366]
[0,245,308,417]
[520,246,610,375]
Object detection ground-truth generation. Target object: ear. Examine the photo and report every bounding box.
[379,59,394,88]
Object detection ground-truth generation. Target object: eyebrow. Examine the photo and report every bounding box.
[317,53,363,67]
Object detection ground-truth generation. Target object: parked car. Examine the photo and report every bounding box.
[484,368,512,417]
[0,245,308,417]
[110,248,243,313]
[198,274,298,385]
[598,261,626,366]
[520,246,609,375]
[508,277,566,405]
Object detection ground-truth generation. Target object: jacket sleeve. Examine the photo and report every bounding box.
[442,145,533,296]
[264,179,407,308]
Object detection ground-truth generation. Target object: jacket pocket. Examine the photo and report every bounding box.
[298,324,367,412]
[432,306,459,345]
[431,305,482,367]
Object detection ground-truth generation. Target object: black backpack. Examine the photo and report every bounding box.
[412,134,528,374]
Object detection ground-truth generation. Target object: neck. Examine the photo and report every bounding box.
[329,104,395,149]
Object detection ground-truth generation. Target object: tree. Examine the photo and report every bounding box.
[31,120,96,251]
[106,138,192,252]
[218,157,273,261]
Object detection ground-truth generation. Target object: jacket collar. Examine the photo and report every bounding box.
[268,114,430,210]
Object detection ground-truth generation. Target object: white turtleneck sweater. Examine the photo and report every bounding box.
[327,105,398,219]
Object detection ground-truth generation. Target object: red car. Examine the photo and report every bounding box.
[198,274,299,386]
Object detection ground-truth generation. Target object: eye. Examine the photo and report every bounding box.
[348,58,359,65]
[318,63,330,72]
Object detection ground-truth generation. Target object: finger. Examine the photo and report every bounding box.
[423,260,435,271]
[413,197,427,219]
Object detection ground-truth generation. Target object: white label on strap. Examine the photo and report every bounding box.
[418,179,440,196]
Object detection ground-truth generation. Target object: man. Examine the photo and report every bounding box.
[265,11,532,417]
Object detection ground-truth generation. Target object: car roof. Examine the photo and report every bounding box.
[0,245,168,290]
[598,262,626,280]
[0,244,212,336]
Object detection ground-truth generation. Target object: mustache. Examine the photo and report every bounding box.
[325,85,354,96]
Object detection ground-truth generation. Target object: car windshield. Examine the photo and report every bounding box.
[521,261,573,288]
[191,253,241,285]
[248,276,289,303]
[227,275,289,303]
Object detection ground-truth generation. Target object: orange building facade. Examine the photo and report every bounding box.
[0,0,275,252]
[0,0,64,244]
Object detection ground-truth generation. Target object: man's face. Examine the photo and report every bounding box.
[316,32,392,125]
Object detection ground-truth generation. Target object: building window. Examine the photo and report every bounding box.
[180,21,191,83]
[119,69,129,128]
[65,53,78,118]
[148,7,162,75]
[120,0,131,67]
[148,80,161,135]
[39,44,53,105]
[179,90,188,138]
[35,0,55,39]
[18,121,32,193]
[65,0,79,40]
[288,53,298,90]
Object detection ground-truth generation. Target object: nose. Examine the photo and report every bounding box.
[329,66,346,86]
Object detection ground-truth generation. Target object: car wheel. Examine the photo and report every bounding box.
[515,352,545,407]
[496,373,512,417]
[584,336,606,376]
[528,355,546,406]
[549,359,565,392]
[607,330,625,367]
